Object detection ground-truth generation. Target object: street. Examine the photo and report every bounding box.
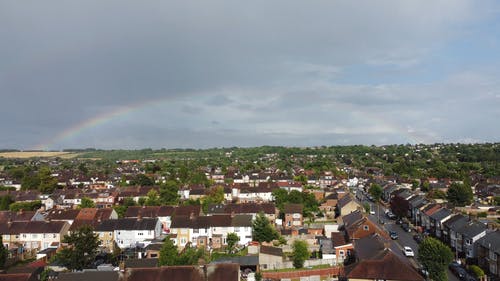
[356,190,460,281]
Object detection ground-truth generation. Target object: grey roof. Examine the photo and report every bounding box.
[337,195,355,209]
[318,237,335,254]
[476,231,500,254]
[124,258,158,268]
[429,208,452,221]
[211,255,259,266]
[408,196,427,208]
[457,221,487,238]
[342,210,363,227]
[57,271,119,281]
[443,214,468,231]
[354,233,388,260]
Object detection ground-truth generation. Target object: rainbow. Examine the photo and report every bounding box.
[34,97,432,150]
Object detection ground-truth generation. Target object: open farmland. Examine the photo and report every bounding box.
[0,151,79,159]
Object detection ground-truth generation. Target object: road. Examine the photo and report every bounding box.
[355,190,460,281]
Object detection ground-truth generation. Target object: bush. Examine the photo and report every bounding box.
[468,265,484,278]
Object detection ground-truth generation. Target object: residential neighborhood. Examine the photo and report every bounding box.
[0,144,498,281]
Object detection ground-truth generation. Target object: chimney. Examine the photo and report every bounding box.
[190,211,196,220]
[137,214,142,221]
[230,211,235,218]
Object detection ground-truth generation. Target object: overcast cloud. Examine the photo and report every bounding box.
[1,0,499,149]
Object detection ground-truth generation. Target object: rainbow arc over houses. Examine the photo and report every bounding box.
[34,99,429,150]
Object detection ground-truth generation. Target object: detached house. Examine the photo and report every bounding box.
[341,210,389,241]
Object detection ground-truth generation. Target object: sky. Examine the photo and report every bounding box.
[1,0,500,150]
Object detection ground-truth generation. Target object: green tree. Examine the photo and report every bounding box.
[0,235,8,269]
[9,200,42,212]
[468,265,485,279]
[159,236,203,266]
[38,167,59,193]
[226,232,239,254]
[447,183,473,206]
[271,189,288,210]
[79,197,95,208]
[131,174,155,186]
[201,186,224,213]
[159,237,178,266]
[292,240,309,269]
[159,180,180,205]
[252,212,279,243]
[145,189,161,206]
[114,197,136,218]
[54,226,101,270]
[368,183,383,201]
[0,195,13,210]
[418,237,453,281]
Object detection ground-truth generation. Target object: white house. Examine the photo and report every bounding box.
[113,218,162,249]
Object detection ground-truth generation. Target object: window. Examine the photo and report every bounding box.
[235,227,240,232]
[150,253,158,258]
[489,250,497,261]
[22,234,27,238]
[465,239,472,245]
[138,232,143,236]
[363,225,369,231]
[193,229,199,234]
[339,250,345,257]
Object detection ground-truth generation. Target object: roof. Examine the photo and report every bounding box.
[260,245,283,257]
[331,232,348,247]
[457,221,487,238]
[211,255,259,266]
[125,258,158,268]
[0,210,37,222]
[56,271,119,281]
[45,209,80,221]
[207,203,276,215]
[0,221,68,235]
[283,203,303,214]
[124,264,240,281]
[345,249,424,281]
[429,208,452,221]
[0,273,35,281]
[477,230,500,253]
[171,215,251,229]
[95,218,158,231]
[353,233,388,260]
[443,214,468,231]
[337,195,355,209]
[341,210,363,227]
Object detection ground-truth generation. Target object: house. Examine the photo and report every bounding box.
[382,183,399,202]
[443,214,468,247]
[0,221,70,251]
[336,195,361,217]
[69,208,118,232]
[44,209,81,226]
[455,220,487,259]
[341,210,389,241]
[408,195,428,226]
[170,214,253,249]
[429,208,453,238]
[476,230,500,278]
[331,231,353,265]
[389,189,414,218]
[207,203,277,221]
[95,217,162,250]
[343,234,424,281]
[283,204,303,229]
[420,203,442,232]
[125,206,176,233]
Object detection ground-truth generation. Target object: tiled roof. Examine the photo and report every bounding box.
[283,204,303,214]
[95,218,158,231]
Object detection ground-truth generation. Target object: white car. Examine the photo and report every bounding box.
[369,209,376,215]
[403,246,414,257]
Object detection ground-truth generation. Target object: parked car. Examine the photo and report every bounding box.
[403,246,414,257]
[413,234,423,244]
[401,223,411,232]
[389,231,398,240]
[386,211,396,219]
[449,262,467,279]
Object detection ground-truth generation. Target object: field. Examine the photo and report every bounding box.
[0,151,79,159]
